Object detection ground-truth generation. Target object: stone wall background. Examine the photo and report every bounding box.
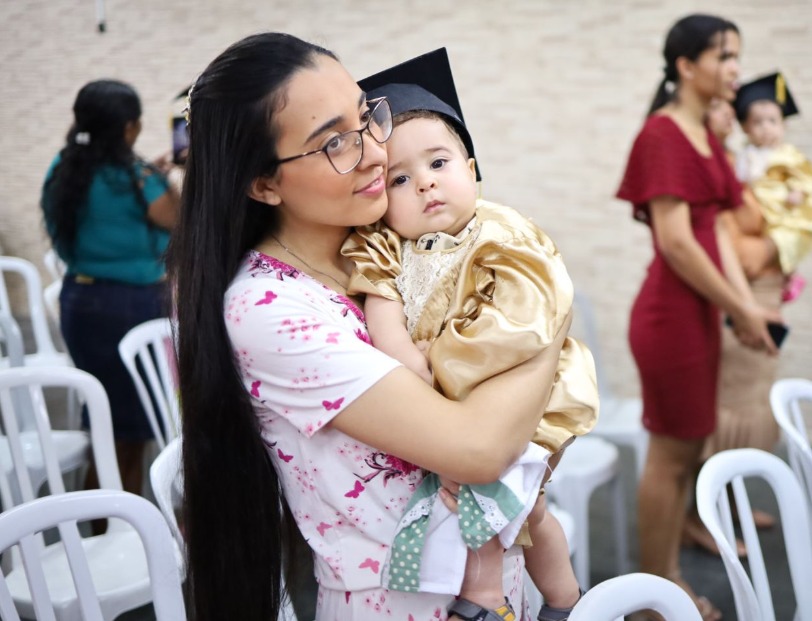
[2,0,810,397]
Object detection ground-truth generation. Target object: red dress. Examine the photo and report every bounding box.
[617,115,742,439]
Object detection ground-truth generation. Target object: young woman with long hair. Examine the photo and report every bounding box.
[168,33,567,621]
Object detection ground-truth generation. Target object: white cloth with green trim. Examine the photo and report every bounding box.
[383,443,550,594]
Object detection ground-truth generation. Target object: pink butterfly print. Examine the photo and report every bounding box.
[344,480,365,498]
[277,448,293,463]
[316,522,332,536]
[345,591,351,604]
[322,397,344,411]
[326,332,340,344]
[255,290,278,306]
[358,557,380,573]
[250,380,261,398]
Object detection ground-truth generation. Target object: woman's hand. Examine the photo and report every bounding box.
[729,303,782,355]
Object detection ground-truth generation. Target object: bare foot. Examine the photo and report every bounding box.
[667,575,722,621]
[682,515,745,557]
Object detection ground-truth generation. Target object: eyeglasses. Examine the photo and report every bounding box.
[274,97,392,175]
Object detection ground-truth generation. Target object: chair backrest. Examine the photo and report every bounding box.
[0,366,122,507]
[571,290,611,398]
[42,280,62,324]
[696,448,812,621]
[770,378,812,513]
[0,310,25,367]
[0,256,58,356]
[149,436,184,550]
[568,572,702,620]
[0,489,186,621]
[118,318,179,449]
[42,248,66,284]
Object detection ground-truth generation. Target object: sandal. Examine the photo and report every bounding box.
[448,597,516,621]
[537,587,585,621]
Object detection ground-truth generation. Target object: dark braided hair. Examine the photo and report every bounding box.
[648,14,740,116]
[42,79,155,259]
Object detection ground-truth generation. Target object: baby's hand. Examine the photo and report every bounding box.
[787,189,805,207]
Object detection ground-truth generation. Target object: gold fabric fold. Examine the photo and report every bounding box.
[343,200,599,453]
[751,144,812,274]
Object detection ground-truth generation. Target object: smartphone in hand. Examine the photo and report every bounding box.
[724,316,789,349]
[171,115,189,165]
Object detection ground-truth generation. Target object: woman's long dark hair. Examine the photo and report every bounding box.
[648,14,739,116]
[165,33,337,621]
[42,80,144,257]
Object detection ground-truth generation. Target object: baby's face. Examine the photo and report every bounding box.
[383,117,478,240]
[743,100,784,148]
[706,98,735,142]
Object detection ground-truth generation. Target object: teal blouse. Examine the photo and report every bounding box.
[43,156,170,285]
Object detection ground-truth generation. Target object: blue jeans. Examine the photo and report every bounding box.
[60,276,168,441]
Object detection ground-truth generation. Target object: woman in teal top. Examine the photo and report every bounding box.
[41,79,179,495]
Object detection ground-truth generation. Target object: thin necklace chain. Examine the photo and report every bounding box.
[269,234,348,291]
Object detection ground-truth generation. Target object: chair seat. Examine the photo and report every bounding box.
[0,431,89,474]
[554,436,619,485]
[6,526,183,620]
[594,396,642,434]
[1,352,73,368]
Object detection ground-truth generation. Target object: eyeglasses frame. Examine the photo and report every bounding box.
[273,97,392,175]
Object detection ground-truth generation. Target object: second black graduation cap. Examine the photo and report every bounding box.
[358,48,481,181]
[734,72,799,122]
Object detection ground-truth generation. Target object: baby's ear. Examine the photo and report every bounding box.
[467,158,477,180]
[248,175,282,206]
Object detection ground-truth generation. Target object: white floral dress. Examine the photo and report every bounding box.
[224,250,531,621]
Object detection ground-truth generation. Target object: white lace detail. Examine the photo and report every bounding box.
[396,227,479,336]
[470,490,509,533]
[397,495,436,530]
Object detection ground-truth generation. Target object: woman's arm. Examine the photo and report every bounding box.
[147,187,180,230]
[649,196,776,353]
[331,312,571,485]
[365,294,432,384]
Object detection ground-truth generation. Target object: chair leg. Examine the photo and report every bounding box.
[610,475,629,576]
[557,486,590,589]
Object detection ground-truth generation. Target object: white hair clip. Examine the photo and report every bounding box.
[75,132,91,145]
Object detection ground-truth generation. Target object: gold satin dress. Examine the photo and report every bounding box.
[751,143,812,275]
[342,199,599,454]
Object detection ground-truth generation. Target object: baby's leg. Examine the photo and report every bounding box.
[524,493,581,615]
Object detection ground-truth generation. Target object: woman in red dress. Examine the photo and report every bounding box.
[616,14,779,620]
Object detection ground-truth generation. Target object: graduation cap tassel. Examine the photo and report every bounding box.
[95,0,106,32]
[776,74,786,106]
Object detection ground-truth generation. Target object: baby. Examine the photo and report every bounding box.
[734,72,812,277]
[344,49,598,621]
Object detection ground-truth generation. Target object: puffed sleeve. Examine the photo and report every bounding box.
[617,116,738,223]
[429,205,599,452]
[342,222,404,302]
[430,210,573,398]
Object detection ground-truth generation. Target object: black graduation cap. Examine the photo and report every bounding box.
[734,72,799,123]
[358,48,481,181]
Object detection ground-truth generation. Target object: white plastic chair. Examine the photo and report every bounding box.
[0,256,72,370]
[568,572,703,620]
[696,448,812,621]
[118,318,179,449]
[148,437,300,620]
[546,436,628,588]
[770,378,812,514]
[572,290,648,478]
[43,279,62,324]
[148,436,184,551]
[43,248,67,284]
[0,315,89,514]
[0,489,186,621]
[0,366,180,621]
